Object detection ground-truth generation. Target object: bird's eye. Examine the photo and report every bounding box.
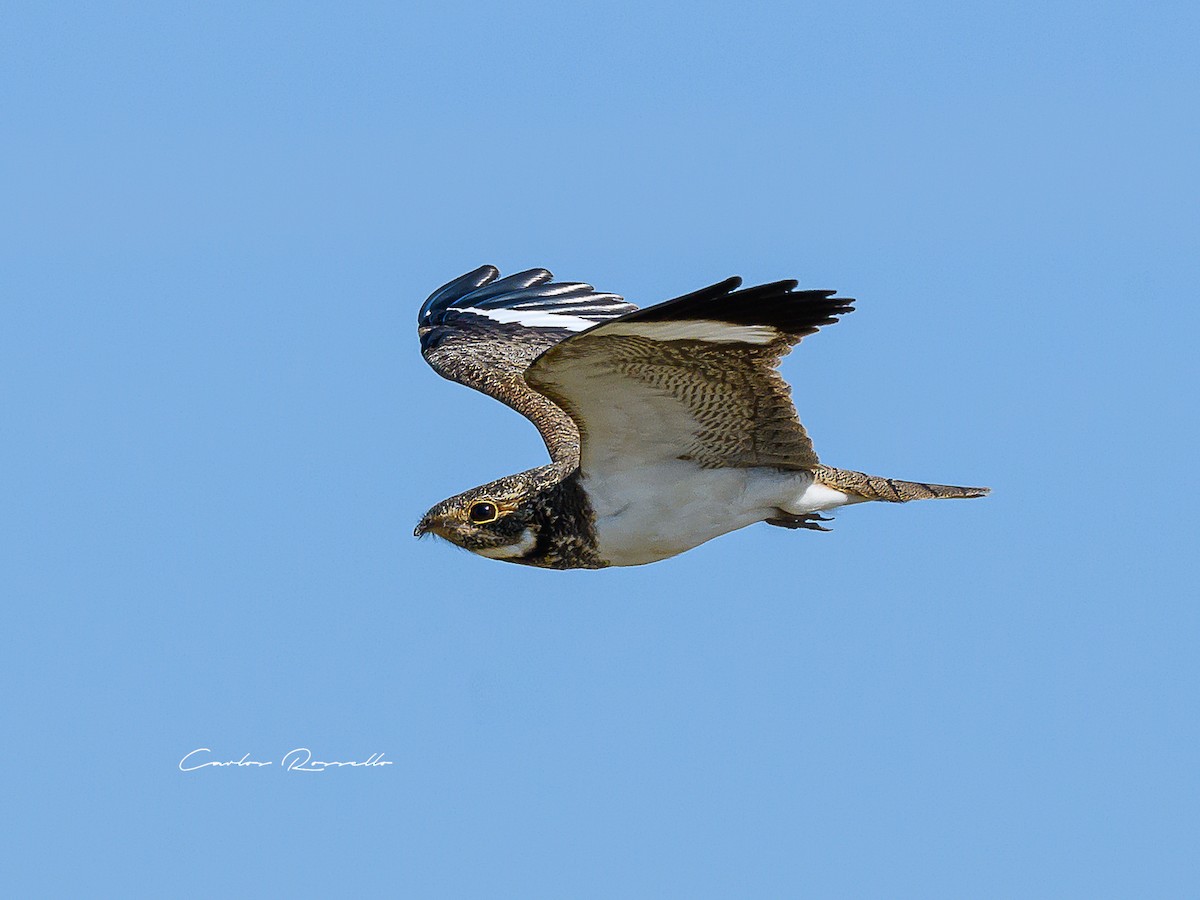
[467,501,499,524]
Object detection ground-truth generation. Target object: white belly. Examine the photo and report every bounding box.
[582,462,811,567]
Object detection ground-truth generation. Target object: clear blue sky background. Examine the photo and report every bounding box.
[3,1,1197,896]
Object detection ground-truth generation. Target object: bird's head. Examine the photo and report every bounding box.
[414,474,542,562]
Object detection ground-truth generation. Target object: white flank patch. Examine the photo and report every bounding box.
[474,527,538,559]
[599,320,778,344]
[475,307,596,331]
[787,482,864,514]
[584,463,800,567]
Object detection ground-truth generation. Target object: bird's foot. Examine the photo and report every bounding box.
[766,512,834,532]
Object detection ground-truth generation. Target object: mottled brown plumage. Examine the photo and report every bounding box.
[420,318,583,467]
[528,332,821,471]
[811,465,988,502]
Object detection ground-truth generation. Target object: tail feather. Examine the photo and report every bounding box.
[813,465,989,503]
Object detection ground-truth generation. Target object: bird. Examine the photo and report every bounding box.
[413,265,988,569]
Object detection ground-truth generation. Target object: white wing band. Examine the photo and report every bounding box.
[475,307,598,331]
[599,320,779,345]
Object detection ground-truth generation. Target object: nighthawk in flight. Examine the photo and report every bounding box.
[414,266,987,569]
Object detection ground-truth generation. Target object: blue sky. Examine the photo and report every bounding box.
[3,1,1197,896]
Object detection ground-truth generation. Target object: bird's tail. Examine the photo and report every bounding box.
[812,464,989,502]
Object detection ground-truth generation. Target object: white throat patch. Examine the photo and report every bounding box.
[474,527,537,559]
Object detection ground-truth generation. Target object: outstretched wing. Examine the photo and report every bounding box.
[418,266,638,466]
[524,277,854,478]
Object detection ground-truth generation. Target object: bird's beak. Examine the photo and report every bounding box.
[414,514,449,539]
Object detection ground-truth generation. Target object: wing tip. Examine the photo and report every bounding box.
[418,264,501,322]
[418,265,636,331]
[616,276,855,336]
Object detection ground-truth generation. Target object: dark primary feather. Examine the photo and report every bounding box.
[418,265,635,329]
[418,265,499,321]
[610,276,854,340]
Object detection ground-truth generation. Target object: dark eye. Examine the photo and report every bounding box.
[467,501,499,524]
